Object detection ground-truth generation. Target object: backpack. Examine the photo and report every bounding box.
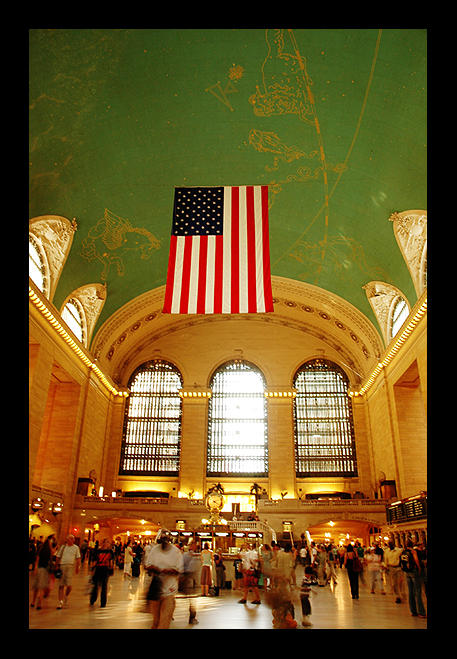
[400,549,416,573]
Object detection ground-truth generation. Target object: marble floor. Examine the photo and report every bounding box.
[28,563,428,631]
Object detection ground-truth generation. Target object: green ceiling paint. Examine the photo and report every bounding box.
[29,28,426,337]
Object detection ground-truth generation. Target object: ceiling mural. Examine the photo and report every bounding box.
[29,28,427,340]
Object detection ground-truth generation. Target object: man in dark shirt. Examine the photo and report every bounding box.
[89,538,114,608]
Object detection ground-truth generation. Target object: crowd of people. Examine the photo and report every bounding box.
[29,531,427,629]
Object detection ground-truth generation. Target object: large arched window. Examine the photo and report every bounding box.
[61,298,86,344]
[119,360,183,475]
[389,295,409,340]
[29,233,50,297]
[207,361,268,476]
[293,359,357,477]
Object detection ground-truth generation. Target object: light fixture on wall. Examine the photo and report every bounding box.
[31,497,45,511]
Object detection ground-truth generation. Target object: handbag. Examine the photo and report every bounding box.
[54,567,62,579]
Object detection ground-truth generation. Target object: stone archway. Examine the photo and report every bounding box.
[306,517,381,546]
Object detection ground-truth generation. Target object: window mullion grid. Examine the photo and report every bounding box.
[120,362,182,475]
[294,361,356,477]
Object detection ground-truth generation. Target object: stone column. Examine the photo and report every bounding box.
[265,390,296,498]
[179,388,212,499]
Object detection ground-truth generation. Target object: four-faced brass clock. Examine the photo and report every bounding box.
[206,490,224,512]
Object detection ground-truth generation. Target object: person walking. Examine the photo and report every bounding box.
[143,528,184,629]
[200,542,214,596]
[123,541,133,579]
[89,538,114,608]
[30,534,56,609]
[326,544,338,585]
[259,543,274,590]
[80,538,89,565]
[239,543,262,604]
[214,550,225,595]
[315,545,328,587]
[354,542,365,585]
[55,534,81,609]
[383,540,404,603]
[343,543,360,599]
[180,540,199,624]
[365,546,385,595]
[401,539,426,618]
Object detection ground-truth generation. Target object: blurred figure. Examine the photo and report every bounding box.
[365,546,385,595]
[214,549,225,595]
[200,542,214,596]
[343,543,360,599]
[143,528,184,629]
[314,545,328,587]
[89,538,114,608]
[401,539,426,618]
[180,540,199,624]
[239,543,261,604]
[123,541,133,579]
[30,534,56,610]
[383,540,404,603]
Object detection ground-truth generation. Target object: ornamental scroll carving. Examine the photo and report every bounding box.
[61,283,107,348]
[363,281,410,346]
[389,210,427,297]
[29,215,77,302]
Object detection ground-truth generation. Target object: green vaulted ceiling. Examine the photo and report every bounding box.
[29,28,427,339]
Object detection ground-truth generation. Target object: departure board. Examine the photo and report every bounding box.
[386,496,427,524]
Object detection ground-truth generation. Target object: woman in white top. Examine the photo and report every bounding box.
[200,543,214,596]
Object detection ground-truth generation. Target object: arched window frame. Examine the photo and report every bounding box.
[29,232,50,297]
[60,284,106,349]
[363,281,411,347]
[293,359,357,478]
[29,215,77,302]
[207,360,268,477]
[388,295,409,340]
[119,360,183,476]
[61,297,86,344]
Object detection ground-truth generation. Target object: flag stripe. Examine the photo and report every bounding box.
[197,234,208,314]
[261,185,273,312]
[171,237,185,313]
[246,185,257,313]
[163,234,177,313]
[163,185,272,314]
[230,186,239,314]
[214,235,224,313]
[238,186,248,313]
[179,235,193,313]
[188,236,201,314]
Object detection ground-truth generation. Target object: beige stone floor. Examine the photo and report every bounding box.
[28,563,428,630]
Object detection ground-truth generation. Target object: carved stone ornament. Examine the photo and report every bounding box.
[363,281,410,346]
[29,215,77,302]
[61,283,107,348]
[389,210,427,297]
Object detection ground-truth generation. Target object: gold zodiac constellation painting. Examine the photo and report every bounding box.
[289,234,391,286]
[248,29,314,125]
[247,28,358,284]
[80,208,160,281]
[205,64,245,112]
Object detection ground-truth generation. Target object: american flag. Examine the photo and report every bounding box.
[162,186,273,314]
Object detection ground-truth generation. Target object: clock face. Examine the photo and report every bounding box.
[206,492,223,510]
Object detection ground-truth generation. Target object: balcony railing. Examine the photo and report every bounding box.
[75,494,387,511]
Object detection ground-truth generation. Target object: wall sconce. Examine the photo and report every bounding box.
[52,502,63,514]
[31,497,45,511]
